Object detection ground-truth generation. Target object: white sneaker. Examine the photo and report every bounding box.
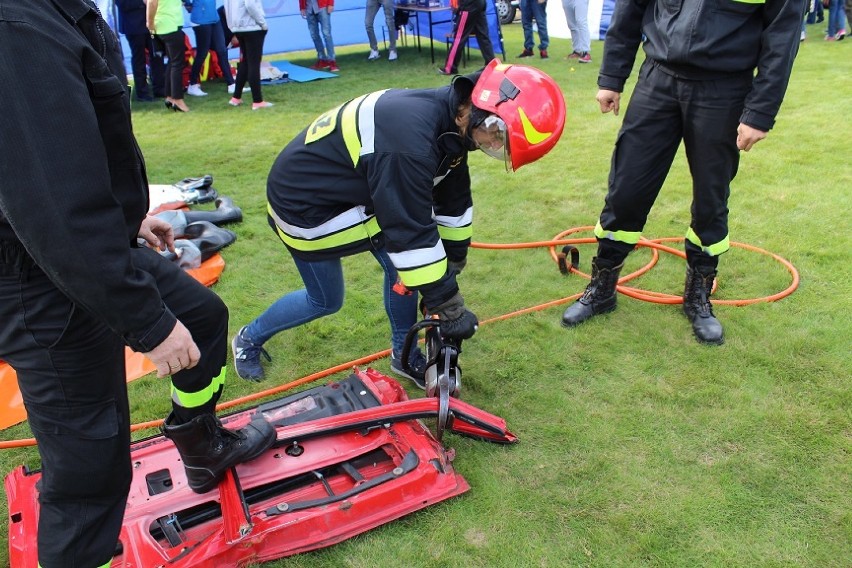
[367,49,380,61]
[187,84,208,97]
[227,84,250,95]
[388,50,398,61]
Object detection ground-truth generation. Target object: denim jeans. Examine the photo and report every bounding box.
[827,0,847,35]
[365,0,395,51]
[244,248,419,354]
[521,0,549,50]
[306,9,335,60]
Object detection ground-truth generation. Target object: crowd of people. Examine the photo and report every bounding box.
[0,0,820,565]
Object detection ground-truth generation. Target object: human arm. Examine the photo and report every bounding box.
[738,0,805,132]
[146,0,159,33]
[432,156,473,274]
[0,10,178,354]
[596,0,649,93]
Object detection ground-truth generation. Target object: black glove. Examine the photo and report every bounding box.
[430,292,478,340]
[447,257,467,276]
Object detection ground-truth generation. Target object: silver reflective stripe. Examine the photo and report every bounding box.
[388,241,447,269]
[357,90,387,157]
[435,206,473,228]
[268,204,372,240]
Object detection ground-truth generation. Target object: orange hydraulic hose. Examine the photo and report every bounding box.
[0,228,799,450]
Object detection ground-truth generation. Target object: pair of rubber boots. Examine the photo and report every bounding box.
[162,411,276,493]
[561,257,724,345]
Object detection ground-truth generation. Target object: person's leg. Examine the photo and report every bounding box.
[232,36,248,99]
[365,0,381,51]
[573,0,591,53]
[126,32,151,99]
[319,9,336,61]
[211,20,235,85]
[383,0,397,51]
[161,30,187,103]
[306,12,327,59]
[0,243,131,568]
[242,255,346,347]
[520,0,534,51]
[242,30,266,103]
[189,23,213,86]
[442,10,470,73]
[370,248,420,354]
[470,8,495,63]
[534,0,549,51]
[562,0,580,53]
[147,34,167,98]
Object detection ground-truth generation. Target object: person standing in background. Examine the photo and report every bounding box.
[561,0,805,345]
[184,0,239,96]
[517,0,549,59]
[439,0,494,75]
[116,0,166,101]
[562,0,592,63]
[365,0,397,61]
[147,0,191,112]
[225,0,274,109]
[300,0,339,72]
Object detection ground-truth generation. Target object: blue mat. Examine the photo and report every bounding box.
[270,61,338,83]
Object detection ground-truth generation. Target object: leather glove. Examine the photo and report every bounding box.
[429,292,478,340]
[447,257,467,276]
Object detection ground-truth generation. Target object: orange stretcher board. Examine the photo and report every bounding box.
[0,253,225,430]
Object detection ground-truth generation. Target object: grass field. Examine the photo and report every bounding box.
[1,23,850,568]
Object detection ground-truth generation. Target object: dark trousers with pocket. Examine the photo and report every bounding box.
[597,60,752,267]
[0,242,228,568]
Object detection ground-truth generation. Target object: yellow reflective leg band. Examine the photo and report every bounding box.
[685,228,730,257]
[171,366,227,409]
[594,220,641,245]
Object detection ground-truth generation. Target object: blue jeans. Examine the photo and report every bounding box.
[521,0,549,50]
[244,248,419,355]
[306,9,335,60]
[827,0,847,35]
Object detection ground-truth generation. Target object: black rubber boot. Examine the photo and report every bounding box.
[184,197,243,226]
[561,257,624,327]
[683,265,724,345]
[162,412,276,493]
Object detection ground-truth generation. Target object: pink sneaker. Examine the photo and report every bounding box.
[228,97,242,107]
[251,101,274,110]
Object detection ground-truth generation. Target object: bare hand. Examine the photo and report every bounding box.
[142,320,201,378]
[138,215,175,253]
[327,5,334,13]
[596,89,621,116]
[736,123,767,152]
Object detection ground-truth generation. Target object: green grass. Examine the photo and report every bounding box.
[2,24,851,567]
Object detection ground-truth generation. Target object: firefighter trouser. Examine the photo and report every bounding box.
[0,242,228,568]
[596,60,753,268]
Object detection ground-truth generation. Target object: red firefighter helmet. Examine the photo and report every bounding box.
[471,59,566,171]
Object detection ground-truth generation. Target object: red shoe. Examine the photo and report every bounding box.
[540,49,549,59]
[567,51,581,60]
[578,52,592,64]
[327,60,340,72]
[310,59,328,70]
[517,48,534,58]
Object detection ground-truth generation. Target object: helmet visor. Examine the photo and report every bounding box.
[473,115,511,168]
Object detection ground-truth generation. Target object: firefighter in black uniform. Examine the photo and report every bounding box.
[231,59,566,386]
[0,2,275,567]
[561,0,805,345]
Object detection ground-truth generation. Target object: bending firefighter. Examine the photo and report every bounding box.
[0,3,275,566]
[232,59,566,387]
[561,0,804,344]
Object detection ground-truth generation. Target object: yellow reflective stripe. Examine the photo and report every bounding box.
[398,258,448,287]
[594,220,641,245]
[685,228,730,257]
[171,366,226,408]
[341,94,368,166]
[438,224,473,241]
[275,217,380,252]
[518,107,552,145]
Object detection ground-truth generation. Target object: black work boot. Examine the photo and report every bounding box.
[183,197,243,226]
[561,257,624,327]
[162,412,276,493]
[683,265,724,345]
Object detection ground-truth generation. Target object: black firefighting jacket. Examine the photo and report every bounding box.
[0,0,177,353]
[598,0,805,132]
[267,80,478,308]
